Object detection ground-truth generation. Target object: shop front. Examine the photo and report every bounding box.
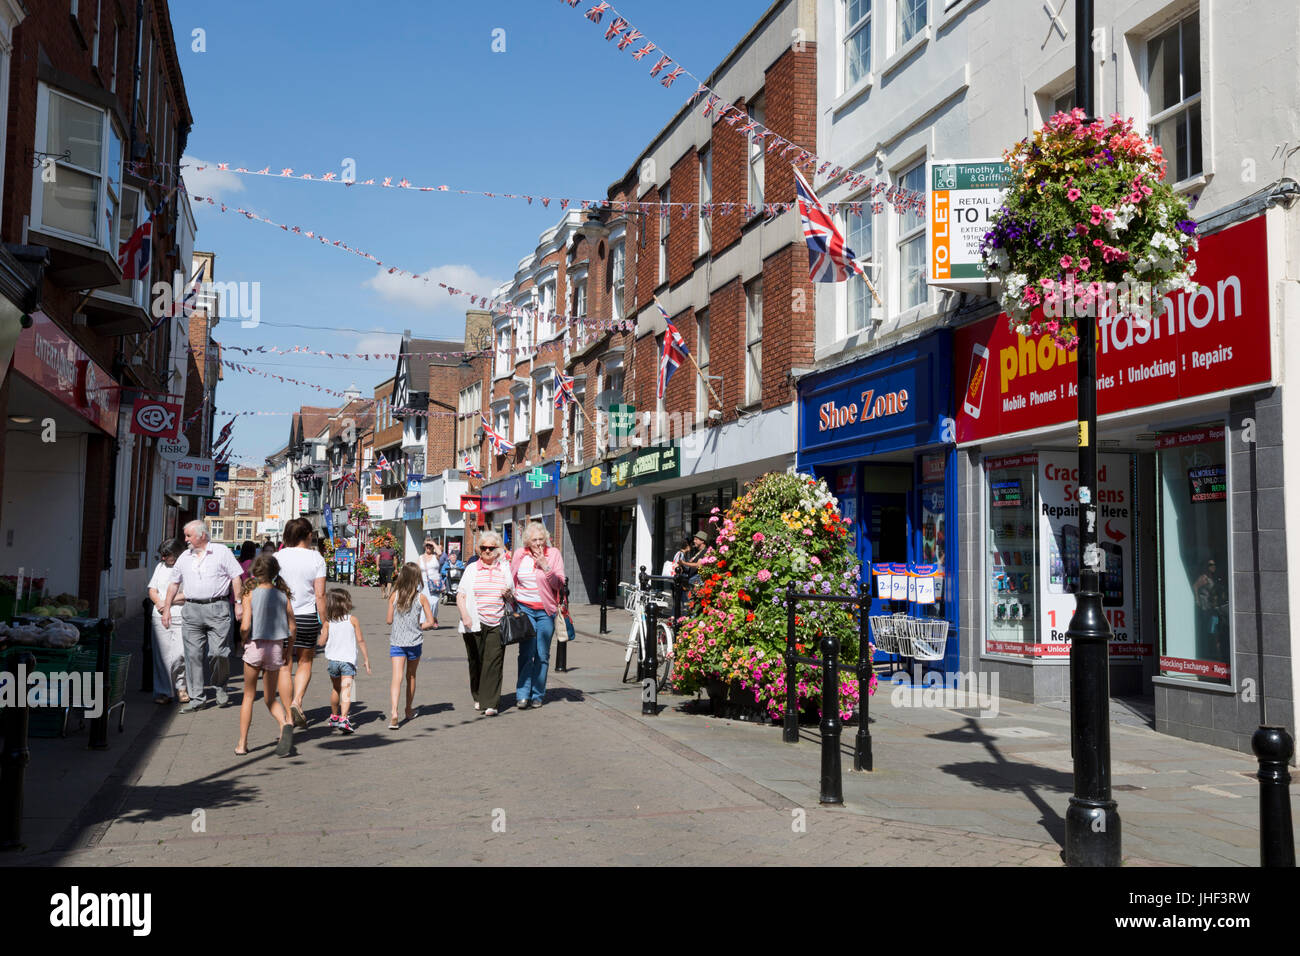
[797,330,957,676]
[953,212,1285,751]
[481,460,563,554]
[419,471,470,555]
[2,311,120,612]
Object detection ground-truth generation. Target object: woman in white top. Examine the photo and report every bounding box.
[147,539,188,704]
[275,516,329,729]
[416,539,442,627]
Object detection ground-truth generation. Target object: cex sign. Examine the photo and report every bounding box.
[954,216,1273,443]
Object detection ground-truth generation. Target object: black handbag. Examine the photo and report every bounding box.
[499,598,535,647]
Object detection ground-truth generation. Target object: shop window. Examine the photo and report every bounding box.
[1156,426,1229,684]
[983,457,1039,654]
[1145,12,1202,184]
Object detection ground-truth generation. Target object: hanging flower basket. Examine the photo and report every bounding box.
[980,111,1199,350]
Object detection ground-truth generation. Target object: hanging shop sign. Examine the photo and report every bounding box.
[481,461,563,512]
[158,434,190,461]
[168,457,215,497]
[799,331,952,466]
[129,397,183,440]
[365,493,384,517]
[11,311,118,434]
[928,159,1012,286]
[609,404,636,438]
[459,495,481,513]
[204,498,220,516]
[954,216,1272,444]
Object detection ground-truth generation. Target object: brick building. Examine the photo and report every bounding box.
[210,466,269,547]
[0,0,196,616]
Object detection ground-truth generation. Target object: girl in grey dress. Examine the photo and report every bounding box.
[237,555,297,757]
[386,562,435,729]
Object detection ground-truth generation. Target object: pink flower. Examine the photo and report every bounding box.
[1067,188,1082,201]
[1078,256,1091,270]
[1059,255,1072,269]
[752,532,765,542]
[803,528,813,536]
[810,556,821,566]
[756,569,772,582]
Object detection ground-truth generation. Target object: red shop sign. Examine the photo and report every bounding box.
[954,216,1272,444]
[459,495,481,513]
[11,312,119,434]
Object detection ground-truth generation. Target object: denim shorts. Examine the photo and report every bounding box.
[328,660,357,678]
[389,644,423,661]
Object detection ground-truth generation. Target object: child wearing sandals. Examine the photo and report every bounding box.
[317,588,371,733]
[386,562,436,729]
[236,555,297,757]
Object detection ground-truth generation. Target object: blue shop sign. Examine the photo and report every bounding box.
[798,331,953,466]
[482,461,563,511]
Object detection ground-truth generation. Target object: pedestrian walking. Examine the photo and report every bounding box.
[416,539,442,627]
[377,542,397,598]
[162,520,244,711]
[235,555,296,757]
[510,522,566,709]
[147,539,188,705]
[238,541,258,576]
[457,531,511,716]
[387,562,436,729]
[276,517,328,729]
[318,588,371,734]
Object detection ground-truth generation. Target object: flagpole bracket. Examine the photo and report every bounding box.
[27,148,71,169]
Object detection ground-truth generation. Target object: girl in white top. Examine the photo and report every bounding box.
[147,540,188,704]
[317,588,371,734]
[276,517,329,730]
[416,539,442,627]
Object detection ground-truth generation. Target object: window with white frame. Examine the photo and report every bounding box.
[210,519,225,541]
[696,309,711,419]
[658,183,670,285]
[844,0,871,90]
[458,383,481,457]
[494,406,510,450]
[573,280,587,319]
[570,399,584,466]
[748,97,766,207]
[1053,87,1076,117]
[536,376,555,430]
[238,489,254,511]
[513,389,531,443]
[33,85,124,247]
[91,0,102,72]
[896,0,927,48]
[745,279,763,406]
[495,325,511,376]
[109,20,119,93]
[538,282,556,339]
[611,241,626,320]
[896,161,927,312]
[698,146,712,253]
[517,308,533,354]
[845,204,875,334]
[98,186,144,305]
[1146,12,1202,184]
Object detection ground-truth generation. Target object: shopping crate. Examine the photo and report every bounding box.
[2,644,82,737]
[66,647,130,734]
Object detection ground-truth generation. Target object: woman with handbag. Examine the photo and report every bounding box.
[456,531,512,716]
[510,522,567,709]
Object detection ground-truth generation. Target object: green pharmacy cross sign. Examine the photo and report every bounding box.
[525,466,553,489]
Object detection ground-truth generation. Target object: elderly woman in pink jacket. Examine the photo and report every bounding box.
[510,521,567,708]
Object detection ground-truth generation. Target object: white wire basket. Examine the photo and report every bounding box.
[908,618,951,661]
[869,612,911,655]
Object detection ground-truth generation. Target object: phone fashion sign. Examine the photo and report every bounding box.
[954,215,1271,444]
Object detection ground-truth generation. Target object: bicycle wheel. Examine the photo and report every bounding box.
[622,618,644,684]
[655,622,674,691]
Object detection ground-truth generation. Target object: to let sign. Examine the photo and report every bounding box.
[928,159,1011,286]
[169,457,215,497]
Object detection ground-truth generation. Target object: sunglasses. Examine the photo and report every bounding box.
[479,545,499,552]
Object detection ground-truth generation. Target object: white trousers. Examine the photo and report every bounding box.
[151,608,187,698]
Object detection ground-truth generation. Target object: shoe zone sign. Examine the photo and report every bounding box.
[798,332,953,466]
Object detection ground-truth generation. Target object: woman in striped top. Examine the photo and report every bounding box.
[386,562,435,730]
[456,531,512,716]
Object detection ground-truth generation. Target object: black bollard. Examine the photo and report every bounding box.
[783,581,799,743]
[1252,726,1296,867]
[0,650,35,850]
[819,631,843,805]
[139,597,154,693]
[599,569,610,635]
[88,619,111,751]
[854,590,873,772]
[640,566,657,716]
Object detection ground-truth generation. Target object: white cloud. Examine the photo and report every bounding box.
[363,263,507,314]
[181,154,246,202]
[349,332,405,357]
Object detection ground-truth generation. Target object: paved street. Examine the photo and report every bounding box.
[5,584,1294,867]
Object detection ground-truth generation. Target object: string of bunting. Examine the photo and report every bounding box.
[219,360,462,416]
[554,0,927,213]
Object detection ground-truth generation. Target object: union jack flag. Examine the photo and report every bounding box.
[463,455,483,480]
[375,451,392,473]
[656,308,690,401]
[554,370,577,409]
[118,219,152,280]
[792,166,864,283]
[481,415,515,456]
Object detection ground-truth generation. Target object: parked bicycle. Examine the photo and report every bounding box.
[619,581,674,690]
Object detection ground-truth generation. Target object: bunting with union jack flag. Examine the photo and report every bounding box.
[554,370,577,409]
[375,451,392,473]
[481,415,515,456]
[655,304,690,400]
[792,165,864,283]
[463,455,484,479]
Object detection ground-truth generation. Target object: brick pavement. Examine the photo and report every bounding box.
[5,587,1294,866]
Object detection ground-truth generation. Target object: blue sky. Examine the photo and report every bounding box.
[173,0,773,467]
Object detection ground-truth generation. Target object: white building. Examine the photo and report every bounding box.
[808,0,1300,753]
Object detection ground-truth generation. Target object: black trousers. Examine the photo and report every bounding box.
[468,626,504,711]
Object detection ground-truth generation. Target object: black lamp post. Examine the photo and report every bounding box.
[1064,0,1121,867]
